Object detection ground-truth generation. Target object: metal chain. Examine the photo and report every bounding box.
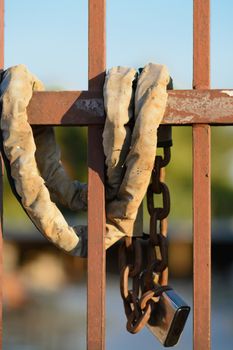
[119,146,171,334]
[145,146,171,289]
[119,237,151,334]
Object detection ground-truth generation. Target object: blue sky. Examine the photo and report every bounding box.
[4,0,233,90]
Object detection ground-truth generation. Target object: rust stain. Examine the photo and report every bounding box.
[167,92,233,119]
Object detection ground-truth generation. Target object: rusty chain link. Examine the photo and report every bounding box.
[119,237,151,333]
[119,145,171,334]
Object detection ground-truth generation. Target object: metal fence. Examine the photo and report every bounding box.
[1,0,233,349]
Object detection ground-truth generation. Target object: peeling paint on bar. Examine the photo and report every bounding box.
[164,114,195,124]
[167,93,233,119]
[74,98,104,116]
[221,90,233,97]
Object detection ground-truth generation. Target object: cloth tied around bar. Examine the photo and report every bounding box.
[103,63,170,248]
[0,63,169,254]
[0,64,88,256]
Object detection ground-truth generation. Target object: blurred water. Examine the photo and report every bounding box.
[3,271,233,350]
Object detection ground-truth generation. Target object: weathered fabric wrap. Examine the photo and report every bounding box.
[0,64,87,256]
[103,66,137,202]
[104,63,169,249]
[33,126,87,211]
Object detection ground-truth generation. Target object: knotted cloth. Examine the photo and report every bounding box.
[0,62,169,253]
[104,63,169,248]
[0,65,87,256]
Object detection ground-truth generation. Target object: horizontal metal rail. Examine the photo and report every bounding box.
[27,89,233,126]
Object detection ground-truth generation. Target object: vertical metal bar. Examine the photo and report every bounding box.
[193,125,211,349]
[193,0,210,90]
[87,1,106,350]
[88,0,106,91]
[193,1,211,350]
[0,1,4,349]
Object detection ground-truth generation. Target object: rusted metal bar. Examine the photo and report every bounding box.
[87,1,106,350]
[193,125,211,349]
[28,91,104,125]
[27,89,233,126]
[0,0,3,348]
[193,1,211,349]
[88,0,106,91]
[165,89,233,125]
[193,0,210,90]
